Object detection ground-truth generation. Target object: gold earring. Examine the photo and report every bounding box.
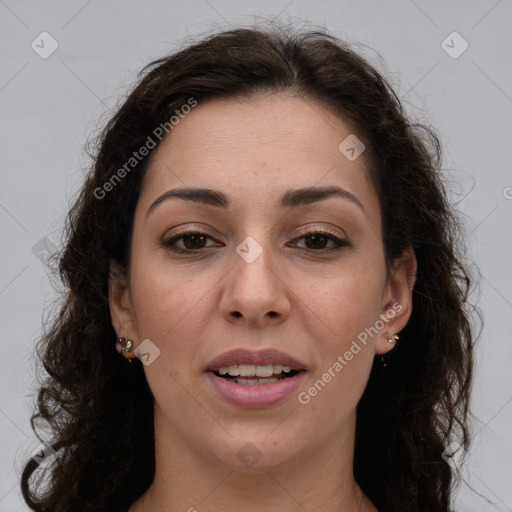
[387,334,399,345]
[382,334,399,368]
[117,337,134,363]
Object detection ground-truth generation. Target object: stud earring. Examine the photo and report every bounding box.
[117,337,134,363]
[388,334,399,345]
[381,333,399,368]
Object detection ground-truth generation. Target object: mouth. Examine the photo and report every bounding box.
[205,349,307,408]
[213,364,302,386]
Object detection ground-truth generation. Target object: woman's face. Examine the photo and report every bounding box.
[110,93,415,469]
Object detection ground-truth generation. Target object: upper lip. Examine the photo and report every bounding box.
[205,348,307,372]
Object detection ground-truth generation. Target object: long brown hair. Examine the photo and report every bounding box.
[21,22,476,512]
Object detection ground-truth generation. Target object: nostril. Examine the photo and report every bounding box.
[232,311,242,318]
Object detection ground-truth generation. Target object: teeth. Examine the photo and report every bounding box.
[239,364,255,377]
[228,365,240,376]
[217,364,295,377]
[256,365,273,377]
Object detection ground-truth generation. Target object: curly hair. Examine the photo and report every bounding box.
[21,22,476,512]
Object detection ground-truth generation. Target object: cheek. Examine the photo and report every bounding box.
[128,264,211,416]
[300,263,385,342]
[297,286,379,422]
[296,264,384,403]
[130,251,215,327]
[128,257,219,371]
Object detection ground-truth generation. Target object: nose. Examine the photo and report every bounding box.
[219,239,291,329]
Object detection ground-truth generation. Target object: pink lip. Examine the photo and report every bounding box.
[205,348,307,371]
[206,370,306,409]
[204,348,308,409]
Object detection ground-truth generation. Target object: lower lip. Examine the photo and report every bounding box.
[206,371,306,409]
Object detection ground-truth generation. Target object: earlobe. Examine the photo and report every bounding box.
[375,248,417,355]
[108,261,136,337]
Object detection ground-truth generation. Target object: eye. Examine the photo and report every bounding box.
[162,229,221,254]
[162,228,349,255]
[289,229,350,253]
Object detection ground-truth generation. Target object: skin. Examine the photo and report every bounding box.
[109,92,417,512]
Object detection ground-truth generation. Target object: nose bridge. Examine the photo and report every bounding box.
[219,231,290,326]
[233,233,278,299]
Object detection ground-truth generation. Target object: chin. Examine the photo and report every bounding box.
[199,427,306,471]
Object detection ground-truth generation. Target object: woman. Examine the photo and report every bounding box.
[21,23,475,512]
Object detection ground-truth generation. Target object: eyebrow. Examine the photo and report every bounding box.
[146,185,364,217]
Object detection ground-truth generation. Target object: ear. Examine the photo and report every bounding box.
[108,260,137,339]
[375,247,417,355]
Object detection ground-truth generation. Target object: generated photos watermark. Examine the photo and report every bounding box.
[94,97,198,200]
[297,302,402,405]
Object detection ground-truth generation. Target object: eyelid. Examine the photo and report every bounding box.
[288,226,350,252]
[161,227,221,250]
[293,224,345,240]
[161,226,350,257]
[163,225,345,244]
[162,224,221,243]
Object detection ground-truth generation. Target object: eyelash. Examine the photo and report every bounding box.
[161,228,350,255]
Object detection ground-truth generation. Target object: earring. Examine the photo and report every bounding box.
[381,333,399,368]
[117,337,134,363]
[387,334,399,345]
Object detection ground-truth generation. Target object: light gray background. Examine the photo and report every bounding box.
[1,1,511,510]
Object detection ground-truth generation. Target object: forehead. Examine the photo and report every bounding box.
[140,93,379,219]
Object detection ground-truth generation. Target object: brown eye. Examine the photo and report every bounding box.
[181,233,207,250]
[162,230,219,253]
[304,233,330,250]
[162,229,349,255]
[291,230,350,253]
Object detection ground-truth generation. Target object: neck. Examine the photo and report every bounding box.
[129,409,377,512]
